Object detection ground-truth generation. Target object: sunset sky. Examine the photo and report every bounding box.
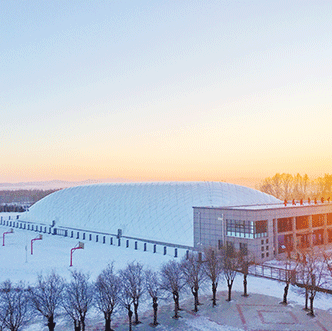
[1,1,332,185]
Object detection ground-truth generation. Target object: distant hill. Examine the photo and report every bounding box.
[0,178,130,190]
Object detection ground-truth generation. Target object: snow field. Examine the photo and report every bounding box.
[1,218,332,330]
[0,227,181,283]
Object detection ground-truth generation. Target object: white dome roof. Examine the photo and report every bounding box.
[28,182,280,246]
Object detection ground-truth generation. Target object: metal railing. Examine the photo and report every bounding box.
[0,216,192,258]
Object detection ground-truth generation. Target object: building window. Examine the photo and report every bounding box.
[226,219,267,238]
[255,220,268,238]
[226,241,234,256]
[328,229,332,243]
[277,217,293,233]
[327,214,332,225]
[312,214,325,228]
[266,252,269,257]
[278,234,293,254]
[261,240,264,245]
[226,219,254,238]
[261,253,264,259]
[266,239,269,244]
[239,242,248,256]
[296,233,310,248]
[266,246,269,251]
[296,216,309,230]
[313,229,324,245]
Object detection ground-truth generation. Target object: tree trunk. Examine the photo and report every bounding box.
[128,306,133,331]
[172,291,179,319]
[243,274,248,297]
[192,287,199,312]
[212,281,217,306]
[309,294,315,316]
[81,319,85,331]
[304,287,309,310]
[283,282,289,304]
[104,312,112,331]
[47,315,56,331]
[227,281,233,301]
[152,297,158,326]
[74,320,80,331]
[133,300,140,325]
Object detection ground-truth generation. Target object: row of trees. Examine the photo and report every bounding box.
[258,173,332,200]
[1,246,331,331]
[279,246,331,317]
[0,247,251,331]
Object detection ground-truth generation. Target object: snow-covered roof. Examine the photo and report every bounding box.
[27,182,280,246]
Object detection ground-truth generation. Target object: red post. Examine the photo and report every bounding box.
[2,229,14,246]
[70,242,84,267]
[31,235,43,255]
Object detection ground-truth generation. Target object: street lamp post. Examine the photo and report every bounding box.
[70,242,84,267]
[2,228,14,246]
[31,234,43,255]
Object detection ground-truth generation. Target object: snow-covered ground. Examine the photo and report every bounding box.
[0,225,180,283]
[1,214,332,330]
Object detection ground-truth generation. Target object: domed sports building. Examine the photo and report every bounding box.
[2,181,330,262]
[26,182,279,247]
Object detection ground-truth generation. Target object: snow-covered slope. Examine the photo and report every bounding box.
[28,182,280,246]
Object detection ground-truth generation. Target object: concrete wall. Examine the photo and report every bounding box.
[194,203,332,263]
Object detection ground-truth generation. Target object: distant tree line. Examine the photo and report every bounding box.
[0,204,25,213]
[258,173,332,200]
[0,189,59,206]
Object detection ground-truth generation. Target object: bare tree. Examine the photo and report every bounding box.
[119,262,144,325]
[282,173,294,200]
[237,250,255,298]
[296,254,311,311]
[279,248,297,305]
[323,250,332,276]
[63,270,93,331]
[259,173,284,199]
[29,271,65,331]
[293,173,309,198]
[0,280,31,331]
[118,284,133,331]
[298,249,326,316]
[181,252,206,312]
[160,260,185,319]
[145,269,160,326]
[203,247,223,306]
[221,246,238,302]
[259,172,332,200]
[315,174,332,197]
[95,264,121,331]
[63,299,80,331]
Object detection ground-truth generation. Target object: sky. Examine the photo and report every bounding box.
[1,0,332,185]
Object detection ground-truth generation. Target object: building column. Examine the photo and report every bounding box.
[273,218,278,256]
[292,217,297,250]
[323,213,328,245]
[308,215,313,247]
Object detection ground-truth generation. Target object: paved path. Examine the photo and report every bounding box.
[84,291,332,331]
